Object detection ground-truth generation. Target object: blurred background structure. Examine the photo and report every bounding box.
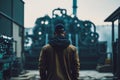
[0,0,120,80]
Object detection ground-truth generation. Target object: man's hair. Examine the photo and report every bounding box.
[55,24,65,34]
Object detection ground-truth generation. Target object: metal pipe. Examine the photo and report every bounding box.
[75,34,78,50]
[69,33,72,44]
[45,33,48,44]
[73,0,77,16]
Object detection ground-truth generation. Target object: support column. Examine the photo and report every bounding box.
[117,16,120,78]
[111,21,116,75]
[112,22,115,42]
[118,16,120,42]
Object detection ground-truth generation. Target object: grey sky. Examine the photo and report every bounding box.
[24,0,120,28]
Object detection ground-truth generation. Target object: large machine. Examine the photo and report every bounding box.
[24,8,107,70]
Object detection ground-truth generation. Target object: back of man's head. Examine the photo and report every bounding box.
[54,24,65,35]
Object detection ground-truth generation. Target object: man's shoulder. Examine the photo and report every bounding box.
[42,44,53,50]
[43,44,51,48]
[67,44,77,51]
[68,44,76,48]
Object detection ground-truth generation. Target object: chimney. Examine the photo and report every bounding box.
[72,0,77,16]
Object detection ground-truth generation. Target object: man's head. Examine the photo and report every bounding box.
[54,24,65,36]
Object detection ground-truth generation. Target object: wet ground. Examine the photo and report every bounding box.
[11,70,113,80]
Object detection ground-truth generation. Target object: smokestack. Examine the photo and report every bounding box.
[72,0,77,16]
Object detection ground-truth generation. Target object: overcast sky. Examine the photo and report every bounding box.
[23,0,120,28]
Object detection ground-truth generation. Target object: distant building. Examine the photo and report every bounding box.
[24,28,33,35]
[96,25,118,52]
[0,0,24,57]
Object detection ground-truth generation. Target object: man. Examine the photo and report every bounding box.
[39,24,80,80]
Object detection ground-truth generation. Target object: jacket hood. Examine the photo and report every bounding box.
[49,35,70,50]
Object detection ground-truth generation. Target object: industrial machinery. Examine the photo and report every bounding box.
[24,8,107,70]
[0,35,14,79]
[0,35,22,79]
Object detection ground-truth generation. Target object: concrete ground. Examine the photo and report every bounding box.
[11,70,113,80]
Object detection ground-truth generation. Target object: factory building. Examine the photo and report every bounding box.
[0,0,24,58]
[0,0,24,79]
